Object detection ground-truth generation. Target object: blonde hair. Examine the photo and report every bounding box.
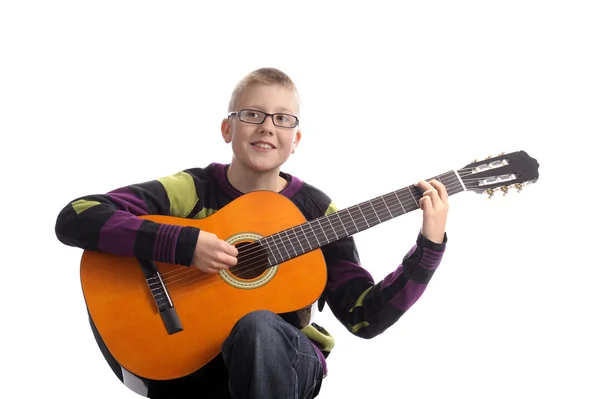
[227,67,300,113]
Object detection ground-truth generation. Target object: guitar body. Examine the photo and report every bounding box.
[80,191,328,381]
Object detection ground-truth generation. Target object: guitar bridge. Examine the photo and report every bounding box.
[138,258,183,335]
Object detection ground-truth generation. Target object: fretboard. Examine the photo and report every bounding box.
[261,170,466,266]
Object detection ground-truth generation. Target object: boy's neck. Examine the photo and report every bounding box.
[226,161,288,193]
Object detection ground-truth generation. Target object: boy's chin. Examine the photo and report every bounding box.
[251,163,282,173]
[247,159,286,173]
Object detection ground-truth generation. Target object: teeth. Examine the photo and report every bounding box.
[254,143,273,149]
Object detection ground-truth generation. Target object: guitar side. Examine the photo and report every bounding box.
[80,191,328,381]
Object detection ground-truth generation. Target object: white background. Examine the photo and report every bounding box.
[2,1,599,398]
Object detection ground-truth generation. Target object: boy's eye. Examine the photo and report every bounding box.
[275,114,289,122]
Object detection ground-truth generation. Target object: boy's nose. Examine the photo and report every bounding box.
[258,127,275,135]
[258,115,276,133]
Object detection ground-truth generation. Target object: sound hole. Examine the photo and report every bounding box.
[229,241,269,279]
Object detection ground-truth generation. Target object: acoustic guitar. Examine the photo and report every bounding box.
[79,150,539,380]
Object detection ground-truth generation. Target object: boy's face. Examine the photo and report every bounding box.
[221,83,301,174]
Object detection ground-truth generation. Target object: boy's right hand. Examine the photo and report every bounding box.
[191,231,238,273]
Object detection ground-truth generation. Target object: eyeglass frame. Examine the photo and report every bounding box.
[227,108,300,128]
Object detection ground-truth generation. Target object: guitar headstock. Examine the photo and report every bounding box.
[459,151,539,197]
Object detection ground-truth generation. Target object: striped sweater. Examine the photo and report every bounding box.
[55,162,447,378]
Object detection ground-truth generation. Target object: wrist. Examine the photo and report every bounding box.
[418,230,447,251]
[175,226,201,266]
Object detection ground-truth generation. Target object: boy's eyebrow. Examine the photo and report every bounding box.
[246,105,296,115]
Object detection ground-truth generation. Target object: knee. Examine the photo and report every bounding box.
[232,310,281,336]
[223,310,295,353]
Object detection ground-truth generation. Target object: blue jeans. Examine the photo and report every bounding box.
[127,310,324,398]
[222,310,324,399]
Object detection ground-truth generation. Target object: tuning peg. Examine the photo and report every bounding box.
[471,158,478,163]
[500,186,509,196]
[498,152,505,156]
[485,188,495,198]
[514,183,523,192]
[485,155,492,160]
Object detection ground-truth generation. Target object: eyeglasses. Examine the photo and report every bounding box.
[228,109,299,128]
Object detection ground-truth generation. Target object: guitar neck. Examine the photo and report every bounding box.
[261,169,466,266]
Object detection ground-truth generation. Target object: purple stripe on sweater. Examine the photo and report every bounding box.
[280,174,303,198]
[423,247,443,258]
[154,224,182,263]
[325,259,374,292]
[154,224,165,261]
[98,211,144,256]
[170,226,182,263]
[155,224,171,262]
[159,225,166,262]
[107,187,149,215]
[420,247,444,269]
[165,225,179,263]
[381,264,404,290]
[390,279,427,312]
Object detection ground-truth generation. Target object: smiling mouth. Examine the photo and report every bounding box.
[251,142,276,150]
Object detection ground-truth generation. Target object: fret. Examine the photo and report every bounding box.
[262,236,276,266]
[356,203,370,228]
[344,208,360,234]
[321,215,338,242]
[370,199,383,223]
[278,233,292,260]
[269,235,284,264]
[261,169,464,265]
[406,186,419,208]
[268,234,282,263]
[313,218,329,244]
[305,220,322,248]
[300,224,318,250]
[335,212,349,236]
[381,195,394,219]
[292,225,310,253]
[393,190,405,214]
[290,225,307,253]
[317,214,337,242]
[368,200,381,224]
[390,192,406,217]
[346,206,363,232]
[283,229,298,257]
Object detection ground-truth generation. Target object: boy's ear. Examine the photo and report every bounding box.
[221,118,232,143]
[291,129,302,153]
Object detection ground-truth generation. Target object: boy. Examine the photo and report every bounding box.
[55,67,449,398]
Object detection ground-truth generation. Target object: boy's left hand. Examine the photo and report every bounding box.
[416,179,449,244]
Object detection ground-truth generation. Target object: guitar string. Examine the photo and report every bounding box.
[154,169,519,289]
[159,179,464,296]
[156,165,509,284]
[157,170,507,286]
[158,172,516,291]
[156,177,499,294]
[156,180,522,300]
[158,173,463,285]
